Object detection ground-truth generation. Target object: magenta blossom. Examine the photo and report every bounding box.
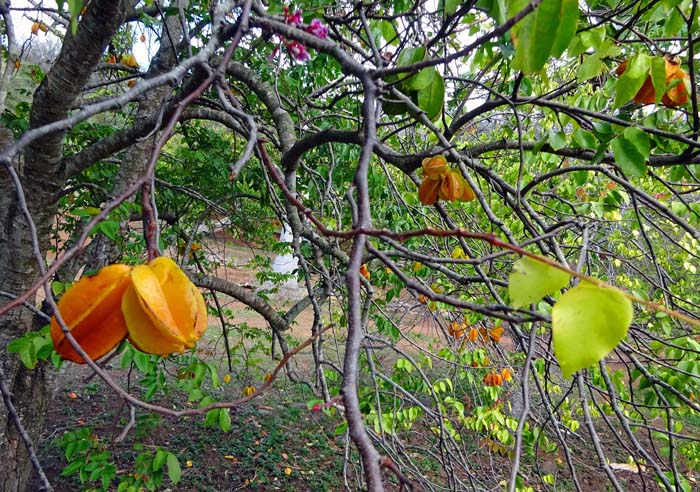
[305,19,328,39]
[287,40,310,62]
[284,6,302,25]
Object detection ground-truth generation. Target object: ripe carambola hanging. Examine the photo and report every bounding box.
[51,257,208,362]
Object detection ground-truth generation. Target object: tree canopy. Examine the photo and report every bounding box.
[1,0,700,491]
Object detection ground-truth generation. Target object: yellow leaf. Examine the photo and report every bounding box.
[451,247,466,259]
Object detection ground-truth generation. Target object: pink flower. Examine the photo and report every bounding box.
[311,404,322,412]
[284,6,302,26]
[305,19,328,39]
[287,40,310,62]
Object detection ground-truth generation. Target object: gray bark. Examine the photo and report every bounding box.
[0,2,134,490]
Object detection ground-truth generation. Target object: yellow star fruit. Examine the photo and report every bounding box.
[122,257,207,355]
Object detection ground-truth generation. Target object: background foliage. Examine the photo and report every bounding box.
[1,0,700,491]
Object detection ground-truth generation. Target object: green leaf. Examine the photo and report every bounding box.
[577,54,604,82]
[218,408,231,432]
[153,449,167,471]
[417,72,444,120]
[408,67,437,91]
[615,52,651,107]
[67,0,83,35]
[477,0,507,25]
[508,256,570,309]
[622,127,650,156]
[166,453,181,484]
[207,362,220,387]
[611,128,650,177]
[7,338,37,369]
[548,131,567,150]
[203,408,219,427]
[550,0,579,58]
[397,46,426,67]
[99,221,119,241]
[51,281,65,296]
[72,207,101,217]
[579,25,606,50]
[552,282,633,378]
[573,129,597,149]
[649,56,666,103]
[510,0,580,73]
[444,0,461,14]
[380,20,398,45]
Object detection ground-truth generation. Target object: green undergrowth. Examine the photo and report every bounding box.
[40,378,345,492]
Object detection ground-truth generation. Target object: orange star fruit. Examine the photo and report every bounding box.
[121,53,140,69]
[489,326,505,343]
[484,371,503,387]
[616,56,690,107]
[448,321,465,338]
[122,257,208,355]
[459,180,475,202]
[439,170,465,201]
[418,177,441,205]
[421,155,448,180]
[50,264,132,363]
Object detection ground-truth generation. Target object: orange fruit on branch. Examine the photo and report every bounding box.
[448,321,465,338]
[616,56,690,107]
[418,156,475,204]
[123,257,208,355]
[483,371,503,387]
[50,264,132,363]
[418,176,441,205]
[439,170,465,201]
[458,181,475,202]
[421,155,448,180]
[488,326,505,343]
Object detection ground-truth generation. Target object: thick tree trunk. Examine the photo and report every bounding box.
[0,126,55,492]
[0,2,134,490]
